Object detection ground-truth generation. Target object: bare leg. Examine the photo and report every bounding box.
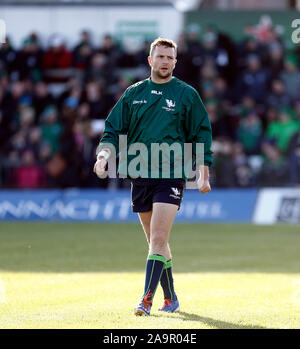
[149,202,178,260]
[135,203,179,315]
[138,211,152,244]
[138,207,175,260]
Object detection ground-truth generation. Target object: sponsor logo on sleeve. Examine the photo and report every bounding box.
[133,100,147,104]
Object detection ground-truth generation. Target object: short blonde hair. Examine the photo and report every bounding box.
[149,37,177,58]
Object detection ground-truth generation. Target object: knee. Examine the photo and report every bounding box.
[150,230,168,249]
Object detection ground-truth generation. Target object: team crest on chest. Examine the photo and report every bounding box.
[162,99,176,112]
[166,99,175,108]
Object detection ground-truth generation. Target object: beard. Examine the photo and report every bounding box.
[153,68,172,80]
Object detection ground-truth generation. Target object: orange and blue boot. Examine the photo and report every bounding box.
[158,299,180,313]
[134,291,153,316]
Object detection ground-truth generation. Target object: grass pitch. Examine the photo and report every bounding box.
[0,222,299,329]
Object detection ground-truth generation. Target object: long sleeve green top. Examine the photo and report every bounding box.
[98,76,213,180]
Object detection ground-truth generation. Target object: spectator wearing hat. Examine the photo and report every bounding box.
[235,54,270,104]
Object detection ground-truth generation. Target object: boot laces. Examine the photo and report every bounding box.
[162,299,172,308]
[142,291,153,309]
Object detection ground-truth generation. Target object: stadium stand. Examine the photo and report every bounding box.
[1,26,300,189]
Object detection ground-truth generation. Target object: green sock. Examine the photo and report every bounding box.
[143,254,167,302]
[160,259,177,301]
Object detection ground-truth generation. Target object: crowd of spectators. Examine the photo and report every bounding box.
[1,25,300,189]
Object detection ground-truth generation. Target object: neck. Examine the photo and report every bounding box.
[151,72,173,84]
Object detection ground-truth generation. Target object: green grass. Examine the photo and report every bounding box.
[0,222,299,329]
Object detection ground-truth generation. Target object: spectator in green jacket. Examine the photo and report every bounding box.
[265,107,300,154]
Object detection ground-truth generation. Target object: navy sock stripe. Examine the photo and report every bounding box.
[165,268,173,300]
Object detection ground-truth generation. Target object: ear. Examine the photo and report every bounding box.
[147,56,152,67]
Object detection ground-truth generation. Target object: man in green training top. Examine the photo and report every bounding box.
[94,37,213,316]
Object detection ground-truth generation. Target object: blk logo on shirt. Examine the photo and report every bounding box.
[151,90,162,95]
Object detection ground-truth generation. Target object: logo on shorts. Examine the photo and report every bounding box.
[170,187,181,199]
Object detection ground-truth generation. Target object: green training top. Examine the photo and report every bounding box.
[97,76,213,180]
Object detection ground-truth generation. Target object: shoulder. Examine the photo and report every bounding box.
[173,77,200,99]
[173,78,202,107]
[125,79,148,96]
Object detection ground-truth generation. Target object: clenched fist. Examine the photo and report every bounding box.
[197,178,211,194]
[197,165,211,194]
[93,158,107,177]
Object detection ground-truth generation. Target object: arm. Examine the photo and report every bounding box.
[184,88,213,194]
[198,164,211,194]
[93,91,130,177]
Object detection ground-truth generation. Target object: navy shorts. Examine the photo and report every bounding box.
[131,178,185,212]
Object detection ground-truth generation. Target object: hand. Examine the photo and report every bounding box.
[197,178,211,194]
[93,157,107,177]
